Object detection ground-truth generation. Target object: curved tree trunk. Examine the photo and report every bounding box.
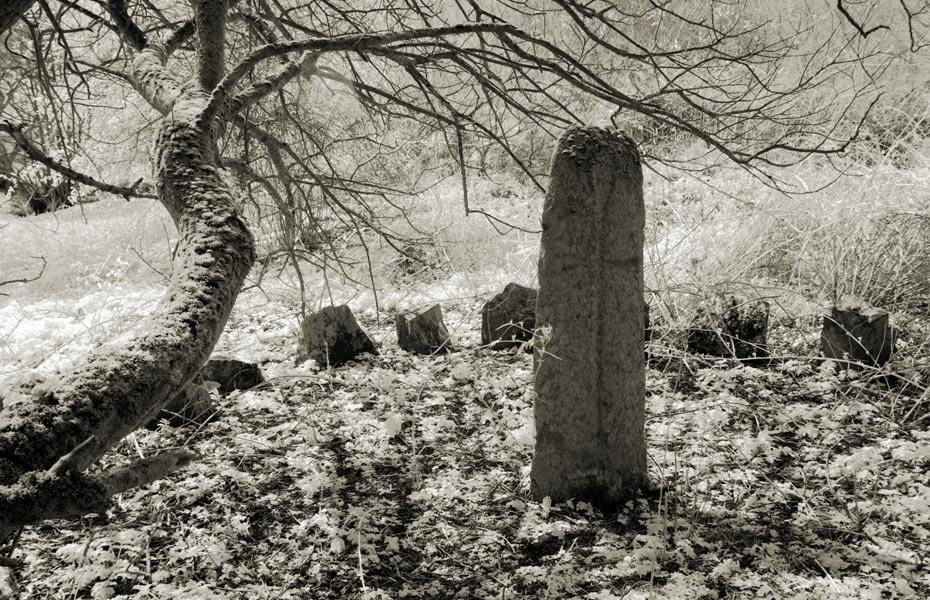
[0,94,255,526]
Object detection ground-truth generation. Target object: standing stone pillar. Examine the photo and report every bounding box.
[531,127,648,509]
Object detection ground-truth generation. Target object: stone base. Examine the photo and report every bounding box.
[821,301,895,369]
[396,304,452,355]
[481,283,537,351]
[297,305,377,367]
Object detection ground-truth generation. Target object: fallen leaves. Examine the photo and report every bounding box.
[8,298,930,599]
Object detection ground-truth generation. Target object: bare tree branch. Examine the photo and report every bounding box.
[837,0,891,38]
[164,19,196,56]
[105,0,147,51]
[0,448,196,528]
[0,256,46,297]
[192,0,227,90]
[0,121,153,198]
[105,0,190,113]
[202,22,519,124]
[227,52,315,115]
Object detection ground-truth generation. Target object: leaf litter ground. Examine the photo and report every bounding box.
[15,299,930,599]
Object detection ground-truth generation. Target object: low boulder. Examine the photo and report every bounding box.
[482,283,537,351]
[821,301,895,369]
[298,305,378,367]
[687,294,770,361]
[396,304,453,355]
[200,354,264,395]
[148,383,216,429]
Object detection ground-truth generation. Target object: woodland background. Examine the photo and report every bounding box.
[1,0,930,598]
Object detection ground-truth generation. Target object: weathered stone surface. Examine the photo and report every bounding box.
[200,354,264,395]
[481,283,537,351]
[687,294,770,360]
[396,304,452,355]
[148,383,216,428]
[297,305,377,367]
[821,301,895,369]
[532,127,649,510]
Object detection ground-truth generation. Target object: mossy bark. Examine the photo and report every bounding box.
[531,127,648,511]
[0,94,255,519]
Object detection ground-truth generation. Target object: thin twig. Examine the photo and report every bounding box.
[0,256,46,296]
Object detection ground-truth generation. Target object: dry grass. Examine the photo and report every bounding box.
[0,195,175,301]
[4,156,930,384]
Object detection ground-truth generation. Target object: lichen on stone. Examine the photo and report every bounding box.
[557,126,640,170]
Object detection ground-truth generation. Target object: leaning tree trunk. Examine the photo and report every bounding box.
[0,94,255,528]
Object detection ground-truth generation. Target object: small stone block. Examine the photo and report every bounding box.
[396,304,453,355]
[821,302,895,369]
[481,283,537,351]
[200,354,264,395]
[298,305,378,367]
